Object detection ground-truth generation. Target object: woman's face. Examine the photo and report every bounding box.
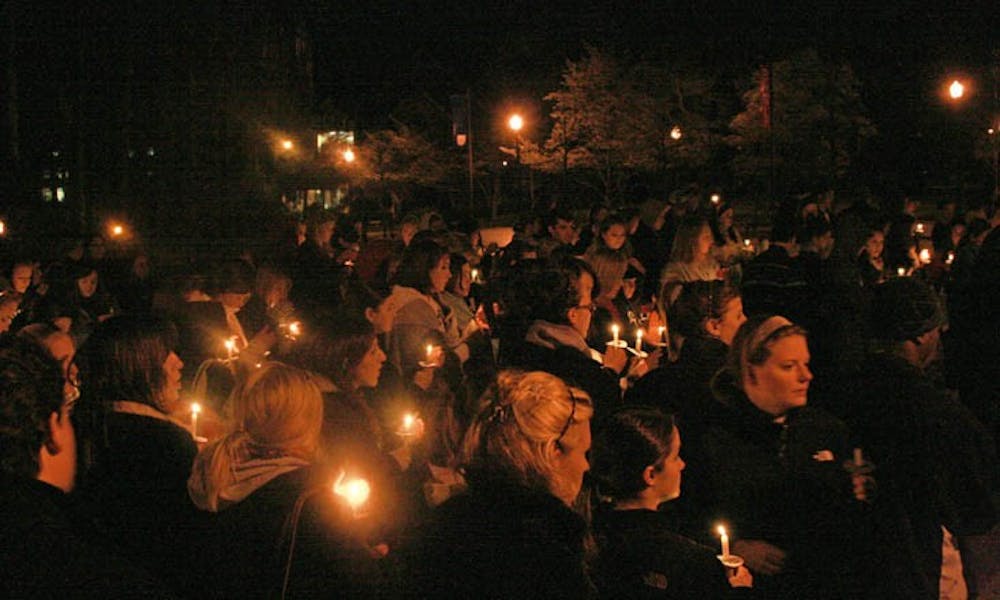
[707,297,747,346]
[0,300,19,334]
[429,255,451,294]
[865,231,884,259]
[602,224,627,251]
[158,351,184,413]
[77,271,98,298]
[11,264,33,294]
[352,337,386,389]
[552,418,591,505]
[651,427,684,502]
[696,225,714,258]
[745,335,813,417]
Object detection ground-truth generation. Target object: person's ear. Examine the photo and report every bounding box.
[43,411,63,455]
[642,464,658,487]
[364,306,377,324]
[704,318,722,338]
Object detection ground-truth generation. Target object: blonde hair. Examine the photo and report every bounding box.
[200,362,323,504]
[462,370,593,504]
[669,217,710,264]
[583,249,628,300]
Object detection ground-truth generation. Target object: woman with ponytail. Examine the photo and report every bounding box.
[186,362,381,599]
[410,370,596,599]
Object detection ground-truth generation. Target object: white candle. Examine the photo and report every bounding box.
[612,324,620,344]
[717,525,730,557]
[635,329,644,353]
[190,402,202,437]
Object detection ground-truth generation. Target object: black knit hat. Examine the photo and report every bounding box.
[870,278,945,341]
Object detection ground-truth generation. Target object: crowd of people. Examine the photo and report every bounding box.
[0,190,997,598]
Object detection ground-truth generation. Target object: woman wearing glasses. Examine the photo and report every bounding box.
[410,370,596,599]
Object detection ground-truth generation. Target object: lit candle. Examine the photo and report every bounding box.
[288,321,302,338]
[658,325,666,344]
[190,402,201,437]
[919,248,932,264]
[897,267,906,277]
[711,194,721,204]
[471,268,479,282]
[743,238,751,247]
[224,337,237,359]
[635,329,644,353]
[717,525,730,557]
[612,324,620,345]
[333,471,371,517]
[399,412,418,437]
[915,222,925,234]
[946,251,955,265]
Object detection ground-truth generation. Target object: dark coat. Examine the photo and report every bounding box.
[171,300,251,381]
[1,474,175,599]
[73,412,199,594]
[840,351,997,599]
[740,246,809,323]
[188,467,383,599]
[408,479,595,599]
[592,505,741,599]
[700,385,876,599]
[506,337,622,424]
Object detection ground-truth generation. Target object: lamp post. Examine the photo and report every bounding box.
[507,112,534,208]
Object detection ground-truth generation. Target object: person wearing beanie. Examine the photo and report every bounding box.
[837,278,996,599]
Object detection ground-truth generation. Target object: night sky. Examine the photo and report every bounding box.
[313,0,997,194]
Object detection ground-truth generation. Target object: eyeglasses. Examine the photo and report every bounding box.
[556,391,580,443]
[573,303,597,314]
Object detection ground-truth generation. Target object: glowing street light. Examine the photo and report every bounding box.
[948,80,965,100]
[508,114,524,132]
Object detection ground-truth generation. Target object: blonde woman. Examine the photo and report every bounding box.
[186,362,379,599]
[660,215,723,287]
[412,370,597,599]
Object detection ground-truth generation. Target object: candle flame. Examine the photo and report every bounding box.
[333,471,370,511]
[919,249,932,264]
[611,324,619,335]
[743,238,751,247]
[190,402,202,415]
[426,344,434,358]
[403,413,416,429]
[717,525,727,537]
[224,337,237,352]
[288,321,302,337]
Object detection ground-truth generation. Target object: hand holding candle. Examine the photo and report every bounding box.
[224,336,238,359]
[420,344,443,368]
[607,323,626,348]
[396,412,424,440]
[333,471,371,518]
[635,329,644,353]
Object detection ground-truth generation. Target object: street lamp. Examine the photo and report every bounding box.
[948,80,966,100]
[508,113,524,162]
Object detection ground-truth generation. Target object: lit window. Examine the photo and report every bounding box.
[147,147,155,157]
[56,187,65,202]
[42,188,53,202]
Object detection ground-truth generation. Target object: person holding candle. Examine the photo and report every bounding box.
[698,315,878,599]
[285,312,427,547]
[502,257,628,424]
[186,362,382,599]
[590,407,752,597]
[628,280,746,538]
[383,239,470,389]
[409,370,596,598]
